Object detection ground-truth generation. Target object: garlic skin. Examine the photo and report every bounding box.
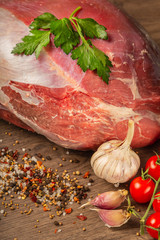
[91,120,140,184]
[80,189,128,209]
[91,208,131,228]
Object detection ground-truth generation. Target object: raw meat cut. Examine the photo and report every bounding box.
[0,0,160,150]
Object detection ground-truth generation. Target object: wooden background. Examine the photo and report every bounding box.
[0,0,160,239]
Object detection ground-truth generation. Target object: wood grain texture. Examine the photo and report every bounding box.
[0,0,160,239]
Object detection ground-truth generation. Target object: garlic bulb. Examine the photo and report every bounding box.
[91,120,140,184]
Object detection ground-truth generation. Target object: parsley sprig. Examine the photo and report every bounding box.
[12,6,112,83]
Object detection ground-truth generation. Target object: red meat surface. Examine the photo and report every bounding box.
[0,0,160,150]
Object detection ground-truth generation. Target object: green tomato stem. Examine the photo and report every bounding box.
[140,177,160,235]
[154,151,160,165]
[141,168,145,180]
[147,174,157,183]
[131,208,142,219]
[145,225,160,239]
[127,196,142,219]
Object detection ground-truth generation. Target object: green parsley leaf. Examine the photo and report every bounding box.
[50,18,80,54]
[75,18,108,39]
[29,12,57,30]
[71,40,112,83]
[11,30,51,59]
[11,6,112,84]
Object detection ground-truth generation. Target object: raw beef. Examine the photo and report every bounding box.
[0,0,160,150]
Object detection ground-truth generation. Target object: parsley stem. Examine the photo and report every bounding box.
[70,18,88,46]
[69,7,91,49]
[69,6,82,19]
[70,17,93,54]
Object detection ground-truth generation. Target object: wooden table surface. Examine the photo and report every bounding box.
[0,0,160,239]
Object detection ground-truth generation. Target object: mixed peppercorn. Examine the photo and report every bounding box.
[0,145,93,235]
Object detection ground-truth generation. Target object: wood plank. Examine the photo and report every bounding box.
[0,0,160,239]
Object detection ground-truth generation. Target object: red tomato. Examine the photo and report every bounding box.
[129,176,155,203]
[153,191,160,212]
[146,212,160,239]
[145,154,160,181]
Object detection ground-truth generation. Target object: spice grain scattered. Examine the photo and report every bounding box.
[0,145,91,232]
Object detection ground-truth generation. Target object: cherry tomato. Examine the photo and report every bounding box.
[145,154,160,181]
[146,212,160,239]
[153,191,160,212]
[129,176,155,203]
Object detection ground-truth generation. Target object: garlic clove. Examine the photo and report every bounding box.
[79,189,128,209]
[91,208,131,228]
[91,120,140,184]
